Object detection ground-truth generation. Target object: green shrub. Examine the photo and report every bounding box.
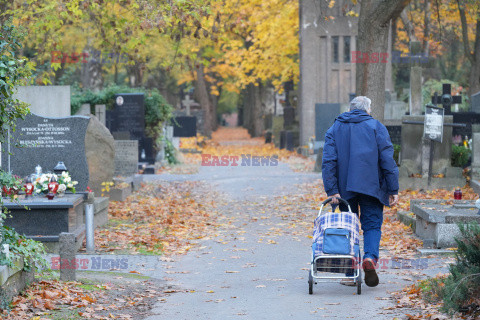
[441,223,480,315]
[451,144,471,168]
[71,85,174,161]
[0,226,48,272]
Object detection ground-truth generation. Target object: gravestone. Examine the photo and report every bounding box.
[411,199,480,248]
[95,105,106,126]
[114,140,139,176]
[173,110,205,135]
[431,84,462,115]
[112,132,131,140]
[315,103,340,141]
[385,124,402,145]
[472,91,480,113]
[283,107,295,128]
[472,133,480,180]
[13,86,71,117]
[280,130,298,151]
[384,101,408,120]
[400,115,464,189]
[451,112,480,139]
[173,116,197,137]
[138,137,155,163]
[85,115,115,196]
[76,104,91,116]
[106,93,145,140]
[182,94,199,116]
[2,113,90,191]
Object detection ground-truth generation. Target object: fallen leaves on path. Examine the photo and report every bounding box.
[84,181,221,255]
[2,277,163,320]
[389,275,464,320]
[179,127,315,172]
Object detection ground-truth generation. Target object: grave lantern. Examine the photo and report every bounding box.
[47,175,59,200]
[24,176,34,198]
[53,161,68,175]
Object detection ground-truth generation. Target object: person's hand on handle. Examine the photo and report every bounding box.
[389,194,399,206]
[331,193,341,205]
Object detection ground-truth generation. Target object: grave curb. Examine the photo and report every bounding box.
[416,248,456,256]
[0,256,35,305]
[396,211,416,233]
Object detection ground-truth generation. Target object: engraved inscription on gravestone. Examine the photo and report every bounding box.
[107,93,145,140]
[424,105,444,143]
[2,113,90,191]
[114,140,138,176]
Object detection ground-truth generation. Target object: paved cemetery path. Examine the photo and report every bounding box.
[141,163,449,320]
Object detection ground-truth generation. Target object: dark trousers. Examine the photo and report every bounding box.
[339,194,384,262]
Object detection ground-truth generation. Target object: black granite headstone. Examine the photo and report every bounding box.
[283,107,295,128]
[107,93,145,140]
[139,137,155,164]
[112,131,131,140]
[280,130,295,151]
[173,116,197,137]
[2,113,90,191]
[315,103,340,141]
[472,91,480,113]
[452,112,480,138]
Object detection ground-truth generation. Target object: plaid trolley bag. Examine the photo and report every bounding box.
[308,197,362,295]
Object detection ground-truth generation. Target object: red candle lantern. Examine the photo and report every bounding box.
[454,188,462,200]
[24,177,34,198]
[47,176,59,200]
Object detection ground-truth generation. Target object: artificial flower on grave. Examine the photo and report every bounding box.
[34,172,78,194]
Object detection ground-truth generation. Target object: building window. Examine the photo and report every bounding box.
[332,36,339,63]
[344,36,351,62]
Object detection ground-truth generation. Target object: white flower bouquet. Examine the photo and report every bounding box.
[34,171,78,194]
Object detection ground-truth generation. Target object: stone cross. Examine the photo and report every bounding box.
[399,41,435,115]
[182,94,195,116]
[409,42,424,115]
[431,84,462,115]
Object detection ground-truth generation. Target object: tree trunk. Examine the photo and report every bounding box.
[356,0,411,123]
[423,0,430,56]
[457,1,480,98]
[195,64,216,137]
[243,83,265,137]
[81,46,103,91]
[127,62,144,87]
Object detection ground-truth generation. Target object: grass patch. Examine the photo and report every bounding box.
[46,307,85,320]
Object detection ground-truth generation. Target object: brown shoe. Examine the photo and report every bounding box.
[362,258,379,287]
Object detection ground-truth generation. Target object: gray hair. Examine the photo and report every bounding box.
[350,96,371,113]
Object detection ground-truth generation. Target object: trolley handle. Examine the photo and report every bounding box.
[318,197,352,217]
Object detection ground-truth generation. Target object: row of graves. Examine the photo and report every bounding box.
[0,85,195,295]
[3,86,200,250]
[309,41,480,251]
[311,87,480,251]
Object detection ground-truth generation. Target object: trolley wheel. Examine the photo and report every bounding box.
[356,270,362,295]
[308,269,313,295]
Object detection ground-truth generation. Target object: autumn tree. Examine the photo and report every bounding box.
[457,0,480,98]
[356,0,412,122]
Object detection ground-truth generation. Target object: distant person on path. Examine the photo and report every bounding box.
[322,96,399,287]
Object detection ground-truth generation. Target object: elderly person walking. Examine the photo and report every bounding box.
[322,96,399,287]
